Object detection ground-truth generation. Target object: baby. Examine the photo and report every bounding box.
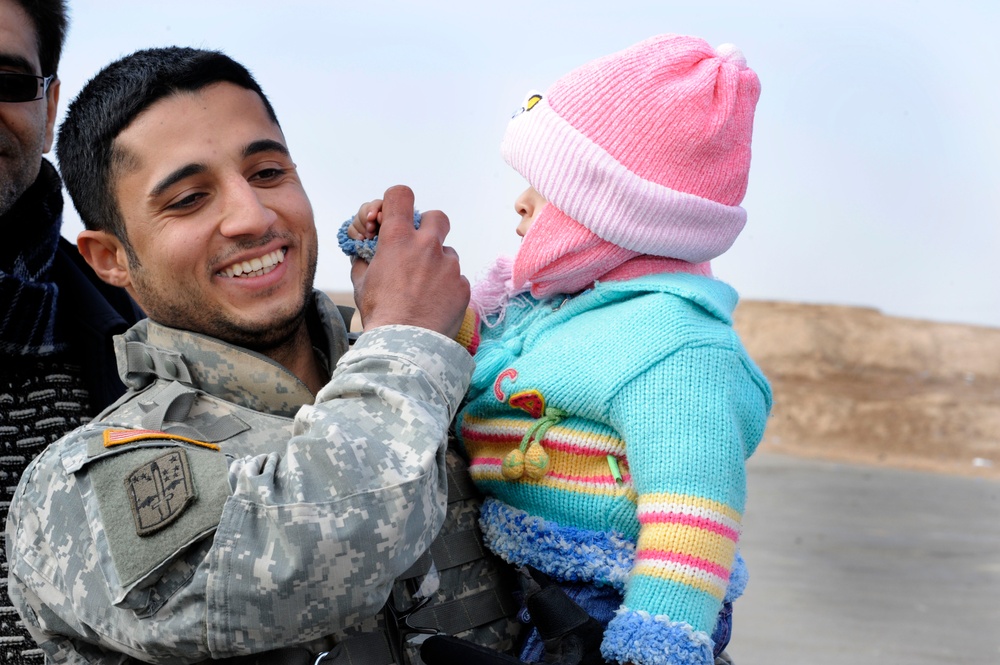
[342,33,772,665]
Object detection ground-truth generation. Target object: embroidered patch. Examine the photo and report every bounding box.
[104,428,220,451]
[494,368,518,402]
[125,449,197,536]
[509,389,546,419]
[511,91,543,118]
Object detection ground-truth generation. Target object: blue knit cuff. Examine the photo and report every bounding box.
[724,550,748,603]
[478,498,634,590]
[337,211,422,262]
[601,608,714,665]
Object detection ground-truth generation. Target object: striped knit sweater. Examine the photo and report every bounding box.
[456,272,771,664]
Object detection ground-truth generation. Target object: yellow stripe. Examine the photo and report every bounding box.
[464,440,626,473]
[631,561,727,600]
[637,523,737,568]
[470,466,637,500]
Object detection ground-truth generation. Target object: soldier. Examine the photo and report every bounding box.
[5,46,479,664]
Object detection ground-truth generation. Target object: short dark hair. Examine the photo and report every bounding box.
[57,47,280,255]
[12,0,68,76]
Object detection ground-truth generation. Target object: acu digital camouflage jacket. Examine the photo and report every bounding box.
[5,292,474,663]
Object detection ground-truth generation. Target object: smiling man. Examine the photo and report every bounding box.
[5,47,473,664]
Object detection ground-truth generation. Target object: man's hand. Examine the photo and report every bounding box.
[351,185,470,338]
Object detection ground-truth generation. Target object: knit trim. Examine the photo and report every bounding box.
[725,551,748,603]
[478,498,634,590]
[501,95,746,264]
[337,210,422,262]
[601,607,714,665]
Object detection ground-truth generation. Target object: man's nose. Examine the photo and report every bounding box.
[218,180,277,237]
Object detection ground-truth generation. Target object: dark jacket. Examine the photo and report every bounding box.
[52,237,144,411]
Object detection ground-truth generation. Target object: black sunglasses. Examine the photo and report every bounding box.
[0,72,55,103]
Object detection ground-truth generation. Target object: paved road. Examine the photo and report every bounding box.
[729,453,1000,665]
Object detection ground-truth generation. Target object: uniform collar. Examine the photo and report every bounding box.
[114,291,349,418]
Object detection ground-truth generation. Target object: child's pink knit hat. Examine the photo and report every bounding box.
[502,34,760,264]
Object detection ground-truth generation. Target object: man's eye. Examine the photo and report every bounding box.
[251,167,286,182]
[167,192,205,210]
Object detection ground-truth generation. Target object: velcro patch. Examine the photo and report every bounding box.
[104,428,220,451]
[125,449,196,536]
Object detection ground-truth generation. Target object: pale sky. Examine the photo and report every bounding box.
[54,0,1000,328]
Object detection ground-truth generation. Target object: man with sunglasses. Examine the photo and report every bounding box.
[1,1,142,662]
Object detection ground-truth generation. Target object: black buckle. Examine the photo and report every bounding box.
[384,593,445,664]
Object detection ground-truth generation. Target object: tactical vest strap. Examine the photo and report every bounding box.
[123,340,193,385]
[323,632,394,664]
[210,633,394,665]
[407,586,520,637]
[446,459,478,502]
[139,381,197,431]
[209,646,313,665]
[399,527,485,581]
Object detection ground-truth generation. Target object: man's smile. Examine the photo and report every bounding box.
[218,247,286,278]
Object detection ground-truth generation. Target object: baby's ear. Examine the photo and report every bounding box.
[77,230,133,289]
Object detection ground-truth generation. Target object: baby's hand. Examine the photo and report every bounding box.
[339,198,421,262]
[346,199,384,240]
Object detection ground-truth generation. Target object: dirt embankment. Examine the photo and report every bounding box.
[733,301,1000,477]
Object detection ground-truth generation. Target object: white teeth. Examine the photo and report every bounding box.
[220,249,285,278]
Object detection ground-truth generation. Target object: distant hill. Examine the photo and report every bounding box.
[327,291,1000,477]
[734,301,1000,477]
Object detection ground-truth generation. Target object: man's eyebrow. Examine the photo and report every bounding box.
[244,139,290,159]
[0,53,38,74]
[150,164,206,199]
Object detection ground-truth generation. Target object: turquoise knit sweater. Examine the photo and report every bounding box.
[456,272,772,665]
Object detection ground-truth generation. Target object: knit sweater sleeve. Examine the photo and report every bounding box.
[601,345,769,665]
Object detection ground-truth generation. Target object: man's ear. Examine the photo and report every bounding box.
[77,229,133,289]
[42,78,60,153]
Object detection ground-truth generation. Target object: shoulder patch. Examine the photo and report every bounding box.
[125,449,196,536]
[104,428,220,451]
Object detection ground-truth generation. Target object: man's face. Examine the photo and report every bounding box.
[0,0,59,216]
[111,82,318,350]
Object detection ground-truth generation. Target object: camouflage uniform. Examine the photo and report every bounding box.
[5,292,474,664]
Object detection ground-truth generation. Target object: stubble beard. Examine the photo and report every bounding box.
[0,155,41,218]
[131,243,319,353]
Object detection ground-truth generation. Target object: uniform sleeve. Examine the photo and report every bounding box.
[6,325,474,663]
[601,346,770,665]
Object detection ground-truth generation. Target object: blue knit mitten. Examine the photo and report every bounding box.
[337,211,422,262]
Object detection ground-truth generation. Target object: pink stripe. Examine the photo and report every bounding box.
[636,549,730,580]
[462,426,621,457]
[548,470,630,485]
[640,511,739,542]
[461,430,521,445]
[539,437,619,456]
[470,457,504,467]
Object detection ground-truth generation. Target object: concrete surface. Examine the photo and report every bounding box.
[729,453,1000,665]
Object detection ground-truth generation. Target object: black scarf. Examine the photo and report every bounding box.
[0,159,66,357]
